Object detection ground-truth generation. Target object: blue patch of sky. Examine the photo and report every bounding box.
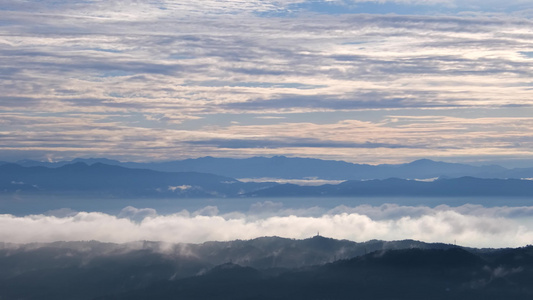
[520,51,533,58]
[342,41,368,45]
[7,111,165,130]
[497,3,533,14]
[185,80,327,90]
[97,112,167,129]
[87,48,122,53]
[257,1,531,17]
[176,110,405,130]
[293,1,440,15]
[98,70,133,78]
[0,19,21,26]
[177,106,533,130]
[258,1,458,16]
[168,54,196,60]
[107,92,125,98]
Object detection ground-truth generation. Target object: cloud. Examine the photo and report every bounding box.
[188,138,417,149]
[2,110,533,165]
[2,204,533,248]
[168,185,192,192]
[192,206,220,217]
[249,201,285,214]
[222,92,453,111]
[1,0,532,164]
[255,116,286,119]
[289,0,533,15]
[117,206,157,223]
[239,177,346,186]
[45,208,79,218]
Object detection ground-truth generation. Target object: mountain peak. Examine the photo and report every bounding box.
[72,158,121,165]
[407,159,438,166]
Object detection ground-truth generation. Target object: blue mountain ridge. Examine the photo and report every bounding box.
[2,156,525,180]
[0,162,273,198]
[2,162,533,198]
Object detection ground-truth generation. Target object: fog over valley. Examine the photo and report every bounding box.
[0,202,532,248]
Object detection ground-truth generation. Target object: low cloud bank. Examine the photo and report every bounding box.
[237,178,346,186]
[2,203,533,248]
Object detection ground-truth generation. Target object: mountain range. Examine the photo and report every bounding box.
[3,159,533,198]
[5,156,533,180]
[0,162,273,198]
[248,177,533,197]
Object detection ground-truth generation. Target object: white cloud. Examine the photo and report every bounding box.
[2,204,533,248]
[168,185,192,192]
[238,177,346,186]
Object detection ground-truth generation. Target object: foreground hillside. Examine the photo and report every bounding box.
[1,237,532,299]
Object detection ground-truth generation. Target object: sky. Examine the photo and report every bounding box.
[1,0,533,166]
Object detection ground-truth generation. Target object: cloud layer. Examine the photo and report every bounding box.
[2,203,533,248]
[1,1,532,164]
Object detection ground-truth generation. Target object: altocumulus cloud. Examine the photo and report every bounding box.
[1,0,533,164]
[2,204,533,248]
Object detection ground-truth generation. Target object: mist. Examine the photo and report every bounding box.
[2,203,533,248]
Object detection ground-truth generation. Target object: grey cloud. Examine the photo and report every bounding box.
[223,93,453,111]
[327,203,533,220]
[343,14,531,33]
[0,97,45,108]
[452,204,533,218]
[118,206,158,223]
[328,54,532,78]
[21,58,187,77]
[0,67,22,79]
[327,204,434,220]
[249,201,284,214]
[227,67,287,76]
[192,206,220,217]
[187,138,419,149]
[63,98,147,109]
[45,208,79,218]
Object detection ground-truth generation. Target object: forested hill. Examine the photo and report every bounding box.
[1,237,533,300]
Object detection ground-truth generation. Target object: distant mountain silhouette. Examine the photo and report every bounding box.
[0,162,274,198]
[3,163,533,198]
[248,176,533,197]
[4,156,528,180]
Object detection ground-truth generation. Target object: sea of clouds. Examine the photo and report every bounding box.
[2,202,533,248]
